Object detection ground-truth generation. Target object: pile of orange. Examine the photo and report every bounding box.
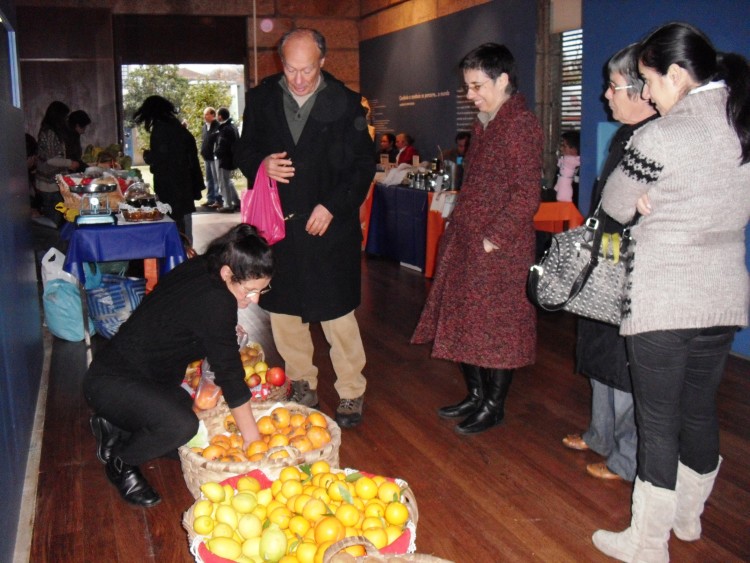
[192,407,332,463]
[191,461,411,563]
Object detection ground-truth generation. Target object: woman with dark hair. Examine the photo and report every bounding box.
[134,95,204,240]
[83,224,274,507]
[412,43,543,435]
[592,23,749,561]
[36,100,81,225]
[65,109,92,169]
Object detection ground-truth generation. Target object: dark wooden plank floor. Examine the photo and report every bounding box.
[31,254,750,562]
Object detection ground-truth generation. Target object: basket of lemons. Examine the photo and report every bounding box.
[182,464,420,563]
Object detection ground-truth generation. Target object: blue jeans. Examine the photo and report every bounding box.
[204,158,222,205]
[583,379,637,481]
[214,161,240,208]
[627,326,735,489]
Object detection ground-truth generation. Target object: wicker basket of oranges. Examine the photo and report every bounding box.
[182,466,421,563]
[178,401,341,498]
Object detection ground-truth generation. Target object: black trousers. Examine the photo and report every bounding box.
[83,370,198,467]
[627,326,735,490]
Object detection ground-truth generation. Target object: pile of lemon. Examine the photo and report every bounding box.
[190,461,411,563]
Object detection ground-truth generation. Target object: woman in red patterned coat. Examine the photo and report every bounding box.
[412,43,543,434]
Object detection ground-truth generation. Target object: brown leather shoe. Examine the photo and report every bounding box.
[562,433,590,451]
[586,462,623,480]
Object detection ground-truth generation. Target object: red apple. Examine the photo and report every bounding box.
[265,367,286,387]
[247,374,262,388]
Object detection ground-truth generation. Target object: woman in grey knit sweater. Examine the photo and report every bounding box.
[592,23,750,562]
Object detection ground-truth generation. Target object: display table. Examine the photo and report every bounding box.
[365,183,428,271]
[60,218,187,291]
[533,202,585,233]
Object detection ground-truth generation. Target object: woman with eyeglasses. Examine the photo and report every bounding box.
[412,43,543,435]
[592,22,749,561]
[83,224,273,507]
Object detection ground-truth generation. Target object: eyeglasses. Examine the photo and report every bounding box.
[239,282,272,298]
[463,80,490,94]
[608,82,634,94]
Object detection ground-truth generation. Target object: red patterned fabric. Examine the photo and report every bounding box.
[412,94,542,368]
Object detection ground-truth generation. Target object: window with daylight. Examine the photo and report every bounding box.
[560,28,582,132]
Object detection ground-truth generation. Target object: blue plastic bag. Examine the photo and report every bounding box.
[43,279,96,342]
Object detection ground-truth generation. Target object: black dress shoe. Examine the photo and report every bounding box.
[105,457,161,508]
[90,415,120,464]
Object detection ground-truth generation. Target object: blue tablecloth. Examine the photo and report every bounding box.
[365,183,428,270]
[60,219,186,285]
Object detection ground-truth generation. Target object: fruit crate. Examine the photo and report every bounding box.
[182,468,420,563]
[178,401,341,498]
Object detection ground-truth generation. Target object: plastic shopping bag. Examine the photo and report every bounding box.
[41,248,95,341]
[240,163,285,245]
[86,274,147,339]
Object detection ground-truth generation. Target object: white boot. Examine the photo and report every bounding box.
[673,456,722,541]
[592,477,676,562]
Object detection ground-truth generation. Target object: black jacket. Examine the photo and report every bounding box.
[214,118,238,170]
[200,120,218,161]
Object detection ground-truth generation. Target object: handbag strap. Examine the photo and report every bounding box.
[528,203,633,311]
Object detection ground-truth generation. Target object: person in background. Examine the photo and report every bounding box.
[65,109,91,171]
[234,28,375,428]
[552,130,580,203]
[134,95,204,241]
[395,132,419,165]
[441,131,471,165]
[377,133,398,163]
[214,107,241,213]
[200,107,222,210]
[563,44,658,483]
[36,100,81,226]
[412,42,543,435]
[84,224,273,507]
[592,22,749,561]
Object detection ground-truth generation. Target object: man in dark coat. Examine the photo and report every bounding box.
[234,28,375,428]
[200,107,222,209]
[214,107,240,212]
[562,44,658,481]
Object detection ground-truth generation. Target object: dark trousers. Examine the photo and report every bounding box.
[83,372,198,466]
[627,326,735,490]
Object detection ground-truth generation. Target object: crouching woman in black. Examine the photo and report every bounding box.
[83,224,273,507]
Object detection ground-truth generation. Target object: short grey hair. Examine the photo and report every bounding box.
[607,43,645,100]
[278,28,327,62]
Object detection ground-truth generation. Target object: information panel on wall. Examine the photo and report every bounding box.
[360,1,537,161]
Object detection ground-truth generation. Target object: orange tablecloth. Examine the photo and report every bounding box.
[425,193,449,278]
[359,182,375,250]
[533,202,585,233]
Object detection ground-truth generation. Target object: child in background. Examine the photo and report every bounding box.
[553,130,580,203]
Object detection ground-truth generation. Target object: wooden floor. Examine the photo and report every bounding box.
[29,252,750,562]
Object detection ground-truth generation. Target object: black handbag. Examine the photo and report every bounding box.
[527,205,633,326]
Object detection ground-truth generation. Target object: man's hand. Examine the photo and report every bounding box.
[306,204,333,236]
[263,152,295,183]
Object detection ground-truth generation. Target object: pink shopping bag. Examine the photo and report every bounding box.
[240,163,285,245]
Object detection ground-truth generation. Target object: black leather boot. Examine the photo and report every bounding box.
[437,363,484,419]
[90,415,121,464]
[455,369,514,435]
[105,456,162,508]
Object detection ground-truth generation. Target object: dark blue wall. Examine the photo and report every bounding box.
[0,0,45,560]
[360,1,537,162]
[581,0,750,357]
